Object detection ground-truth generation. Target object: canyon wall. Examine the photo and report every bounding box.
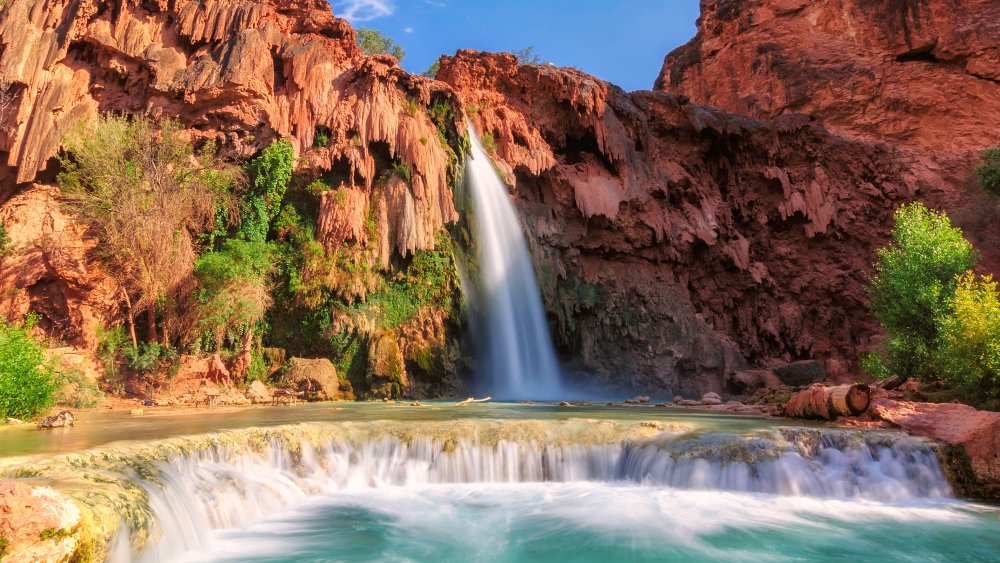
[0,0,463,371]
[438,51,920,395]
[1,0,995,396]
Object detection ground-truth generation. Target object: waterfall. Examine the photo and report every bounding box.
[465,126,563,399]
[45,421,945,561]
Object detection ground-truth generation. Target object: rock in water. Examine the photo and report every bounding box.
[36,411,76,430]
[701,392,723,406]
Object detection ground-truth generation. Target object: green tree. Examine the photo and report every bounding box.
[0,318,58,420]
[239,140,294,243]
[356,28,405,61]
[867,202,977,380]
[975,144,1000,197]
[423,59,441,79]
[514,47,542,65]
[193,239,274,362]
[935,273,1000,399]
[59,114,239,347]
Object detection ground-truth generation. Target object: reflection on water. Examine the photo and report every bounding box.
[0,402,782,458]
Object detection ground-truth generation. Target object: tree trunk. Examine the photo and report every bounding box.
[231,327,254,381]
[147,306,157,344]
[785,383,872,420]
[122,288,138,348]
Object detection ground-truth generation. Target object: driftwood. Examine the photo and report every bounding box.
[456,396,492,406]
[785,383,871,420]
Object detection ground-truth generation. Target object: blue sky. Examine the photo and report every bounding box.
[330,1,701,92]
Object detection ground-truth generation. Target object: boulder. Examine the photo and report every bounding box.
[245,380,271,404]
[701,392,723,406]
[773,361,826,387]
[0,481,81,562]
[283,358,347,401]
[866,398,1000,500]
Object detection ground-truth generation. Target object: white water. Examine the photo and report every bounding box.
[465,126,563,399]
[117,428,957,561]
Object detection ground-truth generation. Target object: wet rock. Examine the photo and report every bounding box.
[5,417,23,425]
[727,370,784,395]
[672,395,684,403]
[865,398,1000,500]
[0,481,82,562]
[677,399,701,406]
[559,401,572,406]
[282,358,348,401]
[36,410,75,430]
[701,392,723,406]
[625,396,651,404]
[773,361,826,387]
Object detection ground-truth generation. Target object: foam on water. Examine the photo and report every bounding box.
[107,426,957,561]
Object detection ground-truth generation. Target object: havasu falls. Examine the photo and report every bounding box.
[2,0,1000,562]
[464,126,564,400]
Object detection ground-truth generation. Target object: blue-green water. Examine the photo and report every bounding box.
[184,483,1000,562]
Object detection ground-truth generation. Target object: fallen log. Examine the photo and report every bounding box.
[785,383,871,420]
[456,396,492,406]
[877,375,904,391]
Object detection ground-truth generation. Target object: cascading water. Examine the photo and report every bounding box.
[5,418,998,562]
[464,126,563,399]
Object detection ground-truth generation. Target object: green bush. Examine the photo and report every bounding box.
[123,342,177,373]
[54,369,104,409]
[314,127,330,149]
[859,350,893,381]
[975,144,1000,197]
[0,224,10,257]
[239,140,294,243]
[96,325,128,393]
[481,132,497,155]
[867,202,977,380]
[934,273,1000,399]
[0,319,58,420]
[356,28,405,61]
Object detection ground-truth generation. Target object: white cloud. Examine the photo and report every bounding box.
[334,0,395,23]
[404,26,414,33]
[424,0,446,7]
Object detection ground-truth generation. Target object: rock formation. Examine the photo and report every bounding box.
[657,0,1000,267]
[0,0,463,359]
[438,50,917,395]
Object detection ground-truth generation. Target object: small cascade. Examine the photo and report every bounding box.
[464,126,563,399]
[36,422,946,561]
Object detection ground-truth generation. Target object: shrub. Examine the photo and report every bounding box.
[194,239,274,348]
[356,28,405,61]
[391,160,412,183]
[96,325,128,393]
[859,350,893,381]
[0,318,58,420]
[123,342,177,373]
[239,139,294,243]
[314,127,330,149]
[513,47,542,65]
[867,202,977,380]
[423,59,440,79]
[481,132,497,155]
[934,273,1000,399]
[54,369,104,409]
[975,144,1000,197]
[0,223,10,257]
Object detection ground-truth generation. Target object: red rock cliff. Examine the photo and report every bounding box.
[438,50,924,395]
[0,0,461,347]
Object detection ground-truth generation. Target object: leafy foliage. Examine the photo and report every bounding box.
[54,369,104,409]
[193,239,274,349]
[423,59,441,79]
[514,47,542,65]
[934,273,1000,399]
[96,325,128,393]
[0,318,57,420]
[0,223,9,257]
[314,127,330,149]
[58,114,240,341]
[481,132,497,155]
[123,342,178,373]
[239,140,294,243]
[356,28,405,61]
[975,144,1000,197]
[867,203,977,380]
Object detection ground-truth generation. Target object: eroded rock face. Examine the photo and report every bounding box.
[438,50,917,395]
[0,481,82,563]
[0,0,462,348]
[657,0,1000,154]
[657,0,1000,269]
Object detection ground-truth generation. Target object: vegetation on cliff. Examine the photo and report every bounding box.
[356,28,405,61]
[0,317,57,419]
[977,144,1000,198]
[866,203,1000,406]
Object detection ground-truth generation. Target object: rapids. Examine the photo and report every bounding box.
[4,412,988,561]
